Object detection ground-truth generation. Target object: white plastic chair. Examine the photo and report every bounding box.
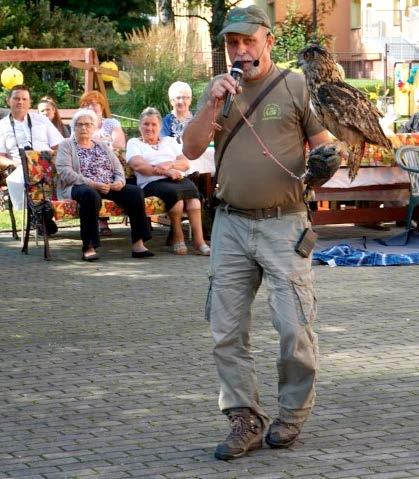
[395,145,419,229]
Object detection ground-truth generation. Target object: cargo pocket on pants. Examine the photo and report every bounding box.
[288,270,317,325]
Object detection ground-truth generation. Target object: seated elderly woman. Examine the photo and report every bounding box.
[126,107,210,256]
[80,90,127,236]
[56,108,153,261]
[79,90,126,151]
[161,81,193,143]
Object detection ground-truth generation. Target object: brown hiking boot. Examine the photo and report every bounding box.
[214,408,263,460]
[265,418,302,448]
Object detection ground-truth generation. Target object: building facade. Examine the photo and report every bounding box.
[275,0,419,79]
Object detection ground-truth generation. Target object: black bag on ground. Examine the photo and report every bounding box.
[30,200,58,236]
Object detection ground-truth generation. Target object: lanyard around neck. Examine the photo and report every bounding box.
[9,113,33,149]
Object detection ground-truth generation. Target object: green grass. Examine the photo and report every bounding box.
[0,210,128,232]
[346,78,394,96]
[0,209,23,231]
[0,210,81,232]
[346,78,383,88]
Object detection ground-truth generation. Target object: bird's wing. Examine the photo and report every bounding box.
[316,82,391,149]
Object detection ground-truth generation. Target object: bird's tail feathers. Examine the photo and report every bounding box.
[347,143,364,182]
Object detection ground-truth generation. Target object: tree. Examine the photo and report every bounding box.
[272,3,333,67]
[0,0,124,56]
[0,1,31,49]
[180,0,240,75]
[0,0,125,103]
[49,0,155,33]
[175,1,336,75]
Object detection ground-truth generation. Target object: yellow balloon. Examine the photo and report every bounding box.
[1,67,24,89]
[100,61,118,82]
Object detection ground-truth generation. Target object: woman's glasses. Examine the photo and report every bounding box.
[76,122,93,128]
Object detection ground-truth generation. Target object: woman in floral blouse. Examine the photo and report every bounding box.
[79,90,127,236]
[56,109,153,261]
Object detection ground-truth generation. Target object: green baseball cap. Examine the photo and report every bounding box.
[219,5,272,37]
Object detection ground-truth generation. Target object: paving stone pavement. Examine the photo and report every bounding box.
[0,223,418,479]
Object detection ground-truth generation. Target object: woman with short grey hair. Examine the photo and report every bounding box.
[56,109,153,261]
[70,108,98,134]
[161,82,193,143]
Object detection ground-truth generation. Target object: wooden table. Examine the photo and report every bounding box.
[311,166,411,225]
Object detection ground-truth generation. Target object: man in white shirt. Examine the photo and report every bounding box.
[0,85,64,210]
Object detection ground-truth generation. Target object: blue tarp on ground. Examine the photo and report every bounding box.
[314,229,419,267]
[313,243,419,266]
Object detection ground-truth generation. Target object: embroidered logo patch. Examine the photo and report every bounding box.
[262,103,281,120]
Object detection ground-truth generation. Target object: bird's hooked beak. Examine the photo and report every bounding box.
[296,50,308,69]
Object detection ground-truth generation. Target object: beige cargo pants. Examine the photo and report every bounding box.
[206,208,319,428]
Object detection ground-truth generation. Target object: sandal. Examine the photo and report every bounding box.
[82,252,99,261]
[195,243,211,256]
[173,241,188,255]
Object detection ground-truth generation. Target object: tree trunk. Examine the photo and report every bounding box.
[210,0,228,75]
[211,39,227,76]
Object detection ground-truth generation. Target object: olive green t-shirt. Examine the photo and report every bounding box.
[198,64,324,209]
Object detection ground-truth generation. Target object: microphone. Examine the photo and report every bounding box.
[222,60,243,118]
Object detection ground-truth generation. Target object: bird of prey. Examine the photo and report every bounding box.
[297,45,392,180]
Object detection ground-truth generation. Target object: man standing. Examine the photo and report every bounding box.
[183,6,329,460]
[0,85,63,210]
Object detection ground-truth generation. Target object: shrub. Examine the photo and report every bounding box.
[271,4,331,67]
[0,0,125,104]
[123,25,208,118]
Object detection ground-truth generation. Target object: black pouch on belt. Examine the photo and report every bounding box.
[295,228,318,258]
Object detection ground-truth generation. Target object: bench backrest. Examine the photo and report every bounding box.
[20,149,57,204]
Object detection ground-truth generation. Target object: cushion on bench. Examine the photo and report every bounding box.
[24,150,166,221]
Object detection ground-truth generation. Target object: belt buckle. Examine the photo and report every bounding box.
[262,208,272,219]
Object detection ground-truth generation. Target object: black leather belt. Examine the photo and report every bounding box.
[219,202,306,220]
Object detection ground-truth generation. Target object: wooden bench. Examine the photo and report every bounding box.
[19,149,167,259]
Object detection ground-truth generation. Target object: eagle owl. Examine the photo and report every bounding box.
[297,45,392,180]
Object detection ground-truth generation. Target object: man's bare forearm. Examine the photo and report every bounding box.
[183,99,221,160]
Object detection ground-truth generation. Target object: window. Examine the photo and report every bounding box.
[393,0,401,26]
[351,0,361,29]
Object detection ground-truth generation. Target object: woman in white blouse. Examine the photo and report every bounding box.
[126,107,210,256]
